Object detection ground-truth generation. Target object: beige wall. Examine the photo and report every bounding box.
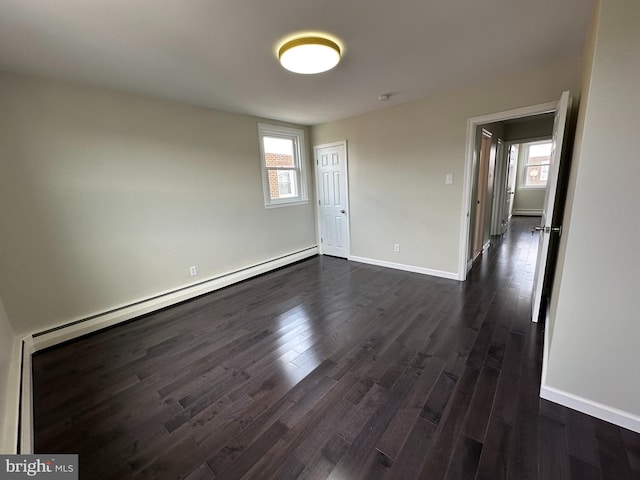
[546,0,640,417]
[0,72,316,334]
[504,115,554,142]
[0,297,19,453]
[312,59,582,275]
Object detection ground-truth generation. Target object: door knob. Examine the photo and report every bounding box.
[531,225,562,235]
[340,210,346,214]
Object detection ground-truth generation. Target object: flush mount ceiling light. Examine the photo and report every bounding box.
[278,36,341,74]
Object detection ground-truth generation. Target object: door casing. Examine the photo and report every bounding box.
[459,100,558,280]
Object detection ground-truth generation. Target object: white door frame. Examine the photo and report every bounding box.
[458,101,558,280]
[313,140,351,257]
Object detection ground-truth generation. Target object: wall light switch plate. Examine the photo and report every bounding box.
[445,173,454,185]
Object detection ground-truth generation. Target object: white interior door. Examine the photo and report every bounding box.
[315,142,349,258]
[531,91,571,322]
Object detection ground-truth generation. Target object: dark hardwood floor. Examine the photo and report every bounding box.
[33,217,640,479]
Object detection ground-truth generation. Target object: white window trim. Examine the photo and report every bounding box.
[258,123,308,208]
[519,139,552,190]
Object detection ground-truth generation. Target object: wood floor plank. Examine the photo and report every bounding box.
[183,462,216,480]
[419,370,459,425]
[568,456,603,480]
[375,356,446,461]
[328,361,427,479]
[417,366,480,479]
[381,417,437,479]
[539,413,571,480]
[476,417,512,480]
[595,420,634,480]
[463,365,500,443]
[621,429,640,476]
[443,435,483,480]
[211,420,289,479]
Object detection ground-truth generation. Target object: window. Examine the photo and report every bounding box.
[276,170,295,197]
[258,123,308,207]
[522,141,552,188]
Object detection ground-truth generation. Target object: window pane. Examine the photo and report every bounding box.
[268,169,297,199]
[277,170,296,197]
[528,142,552,159]
[525,165,547,187]
[540,165,549,182]
[526,142,552,166]
[263,136,295,167]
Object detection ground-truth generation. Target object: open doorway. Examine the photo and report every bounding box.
[460,106,557,276]
[460,91,573,330]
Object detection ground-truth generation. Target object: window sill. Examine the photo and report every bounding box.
[264,199,309,209]
[519,186,547,190]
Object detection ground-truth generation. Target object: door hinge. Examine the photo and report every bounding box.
[320,238,323,243]
[318,200,321,206]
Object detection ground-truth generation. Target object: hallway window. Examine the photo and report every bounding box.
[522,141,552,188]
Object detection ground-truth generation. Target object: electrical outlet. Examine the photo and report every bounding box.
[189,265,197,276]
[394,244,400,253]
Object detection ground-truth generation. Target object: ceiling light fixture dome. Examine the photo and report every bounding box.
[278,36,341,74]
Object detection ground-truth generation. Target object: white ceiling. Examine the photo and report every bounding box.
[0,0,594,125]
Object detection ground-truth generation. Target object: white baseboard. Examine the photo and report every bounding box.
[540,299,640,433]
[20,337,34,454]
[482,240,491,252]
[349,255,459,281]
[30,247,318,352]
[0,336,22,454]
[512,209,543,216]
[540,385,640,433]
